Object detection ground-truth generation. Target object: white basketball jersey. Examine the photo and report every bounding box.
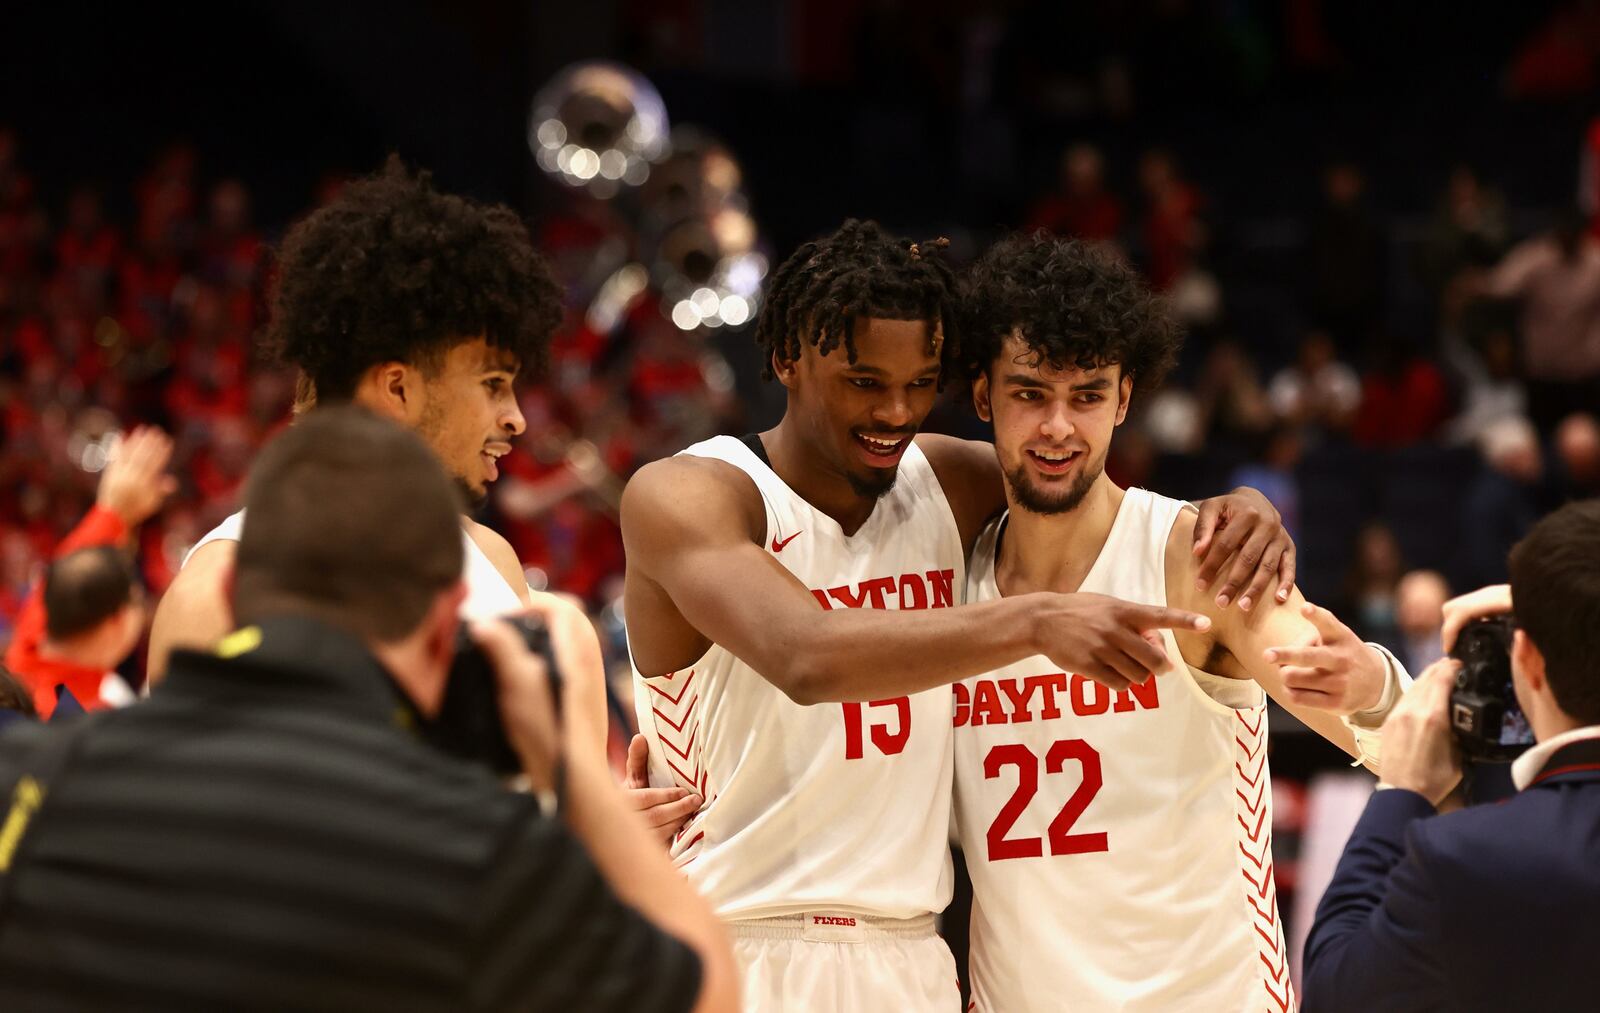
[630,434,963,922]
[954,489,1294,1013]
[185,510,526,619]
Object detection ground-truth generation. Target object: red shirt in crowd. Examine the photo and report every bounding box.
[3,505,129,719]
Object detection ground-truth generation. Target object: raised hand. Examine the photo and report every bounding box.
[1264,601,1388,715]
[1192,487,1296,613]
[622,733,703,848]
[97,425,178,527]
[1037,593,1211,693]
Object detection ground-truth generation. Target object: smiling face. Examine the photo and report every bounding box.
[777,316,943,499]
[974,332,1132,515]
[415,337,526,506]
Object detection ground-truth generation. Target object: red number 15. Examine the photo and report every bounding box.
[841,698,912,759]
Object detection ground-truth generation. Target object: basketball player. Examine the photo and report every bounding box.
[148,161,609,754]
[951,234,1410,1012]
[620,220,1298,1011]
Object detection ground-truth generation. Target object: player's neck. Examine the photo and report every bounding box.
[759,422,882,535]
[996,477,1125,597]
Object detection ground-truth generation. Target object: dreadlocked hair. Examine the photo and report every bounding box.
[265,155,562,400]
[755,219,961,384]
[958,232,1181,397]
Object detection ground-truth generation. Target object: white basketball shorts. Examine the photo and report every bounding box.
[728,912,960,1012]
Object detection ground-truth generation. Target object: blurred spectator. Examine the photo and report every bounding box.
[1418,166,1509,301]
[1549,411,1600,503]
[1394,569,1450,674]
[3,426,176,717]
[1306,161,1386,353]
[1480,211,1600,434]
[1194,337,1273,447]
[1229,426,1303,538]
[1025,143,1123,245]
[1442,320,1527,446]
[1351,340,1449,448]
[1268,331,1361,436]
[1340,522,1405,647]
[1461,416,1543,588]
[1137,149,1205,290]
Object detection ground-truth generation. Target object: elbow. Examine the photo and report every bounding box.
[771,656,836,707]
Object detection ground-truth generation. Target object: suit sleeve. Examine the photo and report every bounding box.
[1301,789,1452,1012]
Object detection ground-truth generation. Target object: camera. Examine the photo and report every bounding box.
[427,613,561,776]
[1449,616,1533,762]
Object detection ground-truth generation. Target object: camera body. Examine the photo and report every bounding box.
[427,614,561,776]
[1449,616,1533,763]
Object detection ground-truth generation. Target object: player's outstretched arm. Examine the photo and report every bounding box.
[1166,511,1400,767]
[622,457,1212,703]
[147,539,236,685]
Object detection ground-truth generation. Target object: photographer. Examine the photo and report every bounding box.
[0,408,737,1012]
[1302,500,1600,1012]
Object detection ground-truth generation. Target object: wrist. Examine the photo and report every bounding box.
[1346,643,1406,727]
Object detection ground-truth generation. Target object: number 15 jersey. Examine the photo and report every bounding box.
[630,434,963,922]
[953,489,1294,1013]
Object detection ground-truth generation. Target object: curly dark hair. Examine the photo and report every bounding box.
[265,156,562,400]
[959,232,1181,395]
[754,219,961,383]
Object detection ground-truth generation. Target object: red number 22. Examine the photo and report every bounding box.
[984,739,1108,861]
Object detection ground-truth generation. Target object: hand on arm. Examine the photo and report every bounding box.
[1191,486,1296,612]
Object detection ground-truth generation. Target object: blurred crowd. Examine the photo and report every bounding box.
[0,128,741,673]
[1019,138,1600,683]
[4,118,1600,699]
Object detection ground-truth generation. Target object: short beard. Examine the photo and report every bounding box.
[454,476,488,512]
[1005,455,1102,515]
[847,468,898,500]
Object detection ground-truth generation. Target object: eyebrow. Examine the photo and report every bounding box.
[846,364,941,378]
[480,356,521,376]
[1002,373,1111,391]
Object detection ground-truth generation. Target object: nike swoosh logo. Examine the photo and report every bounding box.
[771,530,803,552]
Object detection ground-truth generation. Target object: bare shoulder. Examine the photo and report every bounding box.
[1163,506,1205,614]
[915,433,1007,551]
[148,539,236,682]
[620,455,765,545]
[528,588,594,632]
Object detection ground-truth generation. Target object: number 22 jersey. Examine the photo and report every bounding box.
[953,489,1294,1013]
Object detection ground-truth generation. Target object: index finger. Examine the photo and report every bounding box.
[1194,514,1253,592]
[1123,602,1212,633]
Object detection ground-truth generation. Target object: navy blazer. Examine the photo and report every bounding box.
[1302,737,1600,1012]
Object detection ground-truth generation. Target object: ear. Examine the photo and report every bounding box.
[771,349,799,391]
[429,582,469,667]
[1512,628,1546,694]
[356,361,421,424]
[1114,372,1133,426]
[973,372,993,423]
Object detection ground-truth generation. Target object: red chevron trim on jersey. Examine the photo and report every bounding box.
[1232,703,1295,1011]
[652,697,699,733]
[658,723,699,761]
[646,670,696,705]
